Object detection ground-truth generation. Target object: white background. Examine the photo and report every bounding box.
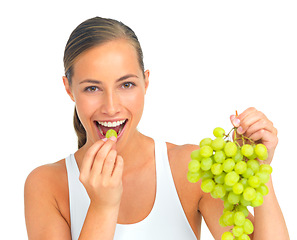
[1,0,296,239]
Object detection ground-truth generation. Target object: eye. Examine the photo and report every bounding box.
[121,82,136,89]
[85,86,99,92]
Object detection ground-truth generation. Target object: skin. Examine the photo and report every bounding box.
[24,39,289,240]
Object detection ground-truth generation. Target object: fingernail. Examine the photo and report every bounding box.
[230,115,235,121]
[109,136,117,142]
[237,126,243,134]
[233,118,240,127]
[102,138,108,142]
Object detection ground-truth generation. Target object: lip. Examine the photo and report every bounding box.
[94,119,128,140]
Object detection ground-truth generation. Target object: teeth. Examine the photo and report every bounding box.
[97,119,126,127]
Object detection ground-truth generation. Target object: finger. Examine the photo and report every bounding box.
[91,138,117,175]
[244,118,275,138]
[249,129,278,148]
[238,110,267,135]
[80,139,107,178]
[101,149,117,178]
[111,155,124,181]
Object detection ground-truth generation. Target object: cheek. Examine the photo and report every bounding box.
[120,90,145,119]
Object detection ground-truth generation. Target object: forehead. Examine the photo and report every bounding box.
[72,39,140,81]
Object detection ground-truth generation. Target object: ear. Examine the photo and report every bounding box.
[144,70,150,94]
[63,76,75,102]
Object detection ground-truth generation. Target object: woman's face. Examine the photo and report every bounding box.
[64,39,149,151]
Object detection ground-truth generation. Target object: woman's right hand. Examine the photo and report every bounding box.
[79,137,124,210]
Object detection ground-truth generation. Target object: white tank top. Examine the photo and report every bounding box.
[65,139,197,240]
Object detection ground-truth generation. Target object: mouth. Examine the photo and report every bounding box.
[95,119,128,139]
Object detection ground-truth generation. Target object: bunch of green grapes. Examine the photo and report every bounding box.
[187,127,272,240]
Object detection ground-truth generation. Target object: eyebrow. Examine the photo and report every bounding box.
[79,74,139,85]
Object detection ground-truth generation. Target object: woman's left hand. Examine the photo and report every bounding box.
[230,107,278,165]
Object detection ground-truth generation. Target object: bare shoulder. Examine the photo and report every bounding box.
[24,159,71,239]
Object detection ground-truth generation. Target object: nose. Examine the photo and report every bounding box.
[101,90,120,116]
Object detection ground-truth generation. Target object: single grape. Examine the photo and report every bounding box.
[236,205,249,217]
[211,184,226,198]
[214,150,226,163]
[234,161,247,175]
[225,171,240,186]
[234,211,246,226]
[211,163,223,175]
[243,187,256,201]
[214,172,226,184]
[243,218,254,235]
[241,167,254,179]
[224,142,238,157]
[211,137,226,151]
[259,164,273,174]
[200,145,213,158]
[105,129,117,139]
[233,148,244,162]
[200,138,212,147]
[247,159,260,173]
[213,127,225,138]
[201,178,216,193]
[191,149,202,161]
[256,184,269,196]
[228,191,241,204]
[251,191,264,207]
[241,144,254,157]
[222,211,235,226]
[254,143,268,160]
[233,182,244,195]
[255,171,270,184]
[188,160,200,173]
[247,175,261,188]
[201,170,214,180]
[223,158,235,172]
[201,157,213,171]
[232,225,244,237]
[187,171,201,183]
[221,231,234,240]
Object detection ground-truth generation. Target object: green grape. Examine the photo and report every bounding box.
[251,191,264,207]
[211,184,226,198]
[234,211,245,226]
[219,215,227,227]
[188,160,200,173]
[211,163,223,175]
[241,167,254,179]
[201,170,214,180]
[201,178,216,193]
[232,225,244,237]
[211,137,226,151]
[200,138,212,147]
[247,159,260,173]
[190,149,202,161]
[201,157,213,171]
[240,195,252,207]
[234,161,247,174]
[241,144,254,157]
[221,231,234,240]
[236,205,249,217]
[243,218,254,235]
[238,233,250,240]
[105,129,117,139]
[224,142,238,157]
[255,171,270,184]
[255,143,268,160]
[233,148,244,162]
[224,200,234,211]
[243,187,256,201]
[224,183,233,192]
[259,164,273,174]
[214,172,226,184]
[256,184,269,196]
[213,127,225,137]
[239,178,248,188]
[225,171,240,186]
[222,211,234,226]
[223,158,235,172]
[233,182,244,195]
[214,150,226,163]
[187,171,201,183]
[200,145,213,158]
[228,191,241,204]
[247,176,261,188]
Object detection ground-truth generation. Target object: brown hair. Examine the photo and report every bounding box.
[63,17,145,148]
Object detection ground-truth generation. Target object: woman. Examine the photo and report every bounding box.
[24,17,289,240]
